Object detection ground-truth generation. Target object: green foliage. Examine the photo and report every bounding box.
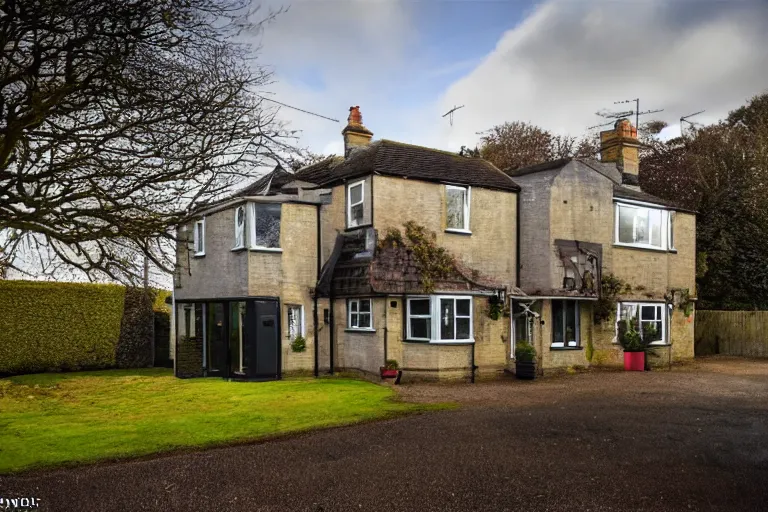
[594,274,631,325]
[385,359,399,370]
[0,280,126,375]
[616,318,658,353]
[515,341,536,362]
[152,289,172,313]
[487,294,505,320]
[0,370,446,473]
[290,335,307,353]
[116,287,154,368]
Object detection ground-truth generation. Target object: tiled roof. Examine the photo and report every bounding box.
[304,140,519,192]
[613,185,697,213]
[234,164,294,197]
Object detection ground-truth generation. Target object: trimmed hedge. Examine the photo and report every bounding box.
[0,280,164,375]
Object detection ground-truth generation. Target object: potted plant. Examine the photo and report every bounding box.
[617,317,650,371]
[290,334,306,353]
[381,359,399,379]
[514,341,537,380]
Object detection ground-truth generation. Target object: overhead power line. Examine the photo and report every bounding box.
[257,95,340,123]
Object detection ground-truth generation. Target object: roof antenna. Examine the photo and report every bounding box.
[680,110,705,137]
[612,98,664,128]
[442,105,465,126]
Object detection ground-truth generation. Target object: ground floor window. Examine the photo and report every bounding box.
[511,300,538,358]
[406,295,473,343]
[347,298,372,330]
[552,300,580,348]
[287,304,304,340]
[618,302,666,345]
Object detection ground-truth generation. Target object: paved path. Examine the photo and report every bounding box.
[2,357,767,511]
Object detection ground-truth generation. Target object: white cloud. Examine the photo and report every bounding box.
[436,0,768,150]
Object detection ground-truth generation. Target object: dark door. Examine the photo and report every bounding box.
[249,300,280,379]
[206,302,227,377]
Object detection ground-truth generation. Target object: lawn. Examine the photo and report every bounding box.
[0,369,446,474]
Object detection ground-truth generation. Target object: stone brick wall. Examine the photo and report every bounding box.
[372,175,517,285]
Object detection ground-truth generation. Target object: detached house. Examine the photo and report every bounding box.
[171,108,696,381]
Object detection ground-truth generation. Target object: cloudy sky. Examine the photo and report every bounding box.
[250,0,768,158]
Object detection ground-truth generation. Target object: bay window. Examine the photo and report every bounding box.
[406,295,473,343]
[552,300,580,348]
[446,185,470,232]
[617,302,666,345]
[347,298,372,330]
[615,202,672,250]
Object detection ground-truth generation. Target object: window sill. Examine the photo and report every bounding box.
[231,246,246,253]
[193,252,206,258]
[403,338,475,345]
[445,228,472,236]
[250,247,283,253]
[549,346,583,351]
[345,224,372,232]
[613,243,668,253]
[345,328,376,333]
[612,342,671,347]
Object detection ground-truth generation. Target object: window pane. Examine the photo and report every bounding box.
[514,314,530,343]
[641,305,656,320]
[359,313,371,329]
[565,301,577,345]
[350,183,363,204]
[350,300,358,312]
[618,206,636,243]
[350,204,363,226]
[456,318,471,340]
[552,300,564,344]
[649,209,662,247]
[446,188,466,229]
[230,301,246,374]
[620,304,637,322]
[456,299,471,316]
[235,207,245,247]
[359,299,371,313]
[206,302,225,372]
[254,204,281,248]
[288,306,301,340]
[642,321,662,342]
[440,299,455,340]
[410,318,430,339]
[410,299,430,316]
[635,209,650,244]
[669,212,675,248]
[350,313,358,328]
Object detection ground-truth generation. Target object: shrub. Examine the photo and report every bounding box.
[290,334,307,353]
[515,341,536,362]
[385,359,399,370]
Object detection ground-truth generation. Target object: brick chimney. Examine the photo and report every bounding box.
[341,106,373,157]
[600,118,640,186]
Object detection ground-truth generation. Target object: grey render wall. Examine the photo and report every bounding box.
[175,206,248,300]
[514,169,556,293]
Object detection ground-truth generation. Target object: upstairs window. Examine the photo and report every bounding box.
[233,205,246,250]
[193,220,205,256]
[347,180,365,228]
[348,299,372,330]
[406,295,473,343]
[250,203,281,249]
[615,203,671,250]
[446,185,470,232]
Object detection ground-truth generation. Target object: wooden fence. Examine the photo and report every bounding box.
[695,310,768,357]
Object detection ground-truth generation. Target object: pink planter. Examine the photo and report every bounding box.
[381,369,398,379]
[624,351,645,371]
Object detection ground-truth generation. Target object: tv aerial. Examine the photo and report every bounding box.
[680,110,705,137]
[442,105,465,126]
[589,98,663,130]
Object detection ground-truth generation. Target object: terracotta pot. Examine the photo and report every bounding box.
[623,351,645,371]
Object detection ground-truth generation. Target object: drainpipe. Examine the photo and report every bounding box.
[329,291,335,375]
[516,192,521,289]
[383,296,388,370]
[470,342,476,384]
[314,205,321,378]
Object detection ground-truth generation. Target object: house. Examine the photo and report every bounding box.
[509,119,696,372]
[172,106,523,380]
[171,108,696,381]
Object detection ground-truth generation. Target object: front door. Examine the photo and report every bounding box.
[205,302,227,377]
[251,300,280,379]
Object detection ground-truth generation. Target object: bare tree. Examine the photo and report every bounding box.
[0,0,293,284]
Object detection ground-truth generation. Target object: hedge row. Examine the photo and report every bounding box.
[0,280,162,375]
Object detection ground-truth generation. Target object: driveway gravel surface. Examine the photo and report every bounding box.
[1,356,767,511]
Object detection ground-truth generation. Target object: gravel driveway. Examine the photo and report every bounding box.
[1,356,767,511]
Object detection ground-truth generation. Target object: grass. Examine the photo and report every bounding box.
[0,369,449,474]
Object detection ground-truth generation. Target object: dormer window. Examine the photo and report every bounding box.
[193,219,205,256]
[446,185,470,233]
[347,180,365,228]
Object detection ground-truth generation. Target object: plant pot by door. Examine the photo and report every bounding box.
[380,368,398,379]
[623,351,645,371]
[515,360,536,380]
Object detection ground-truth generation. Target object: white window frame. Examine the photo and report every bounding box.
[347,298,373,331]
[193,219,205,256]
[406,297,432,341]
[347,180,365,228]
[248,202,282,252]
[668,211,676,251]
[233,205,246,250]
[550,300,580,348]
[614,201,670,251]
[445,185,471,233]
[287,304,304,340]
[405,295,474,344]
[616,302,667,346]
